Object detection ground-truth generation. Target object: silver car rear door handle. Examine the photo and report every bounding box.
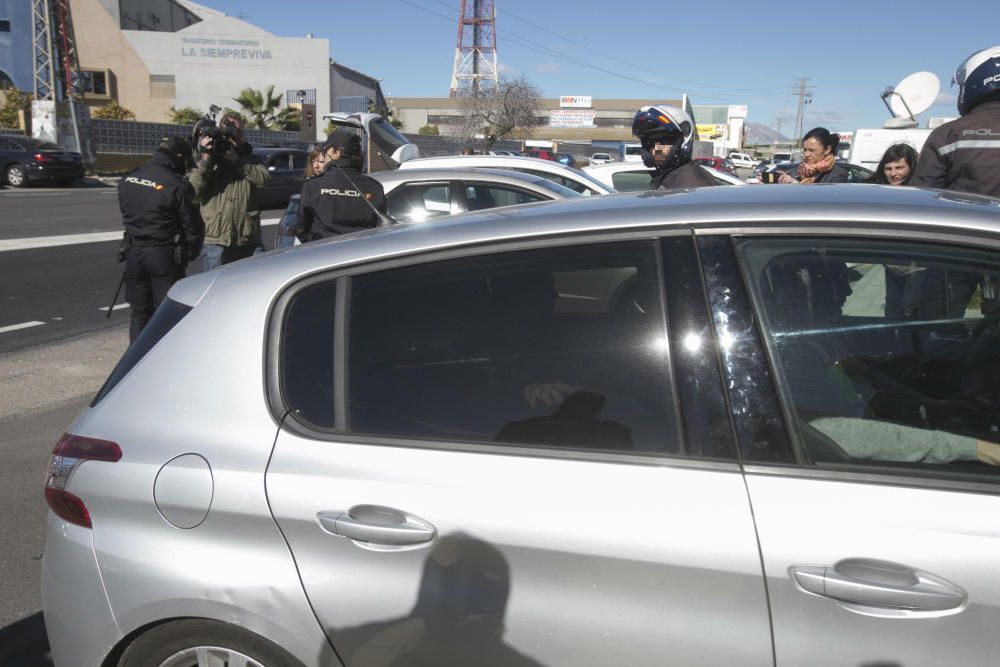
[790,558,966,612]
[317,505,436,546]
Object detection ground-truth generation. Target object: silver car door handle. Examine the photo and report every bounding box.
[316,505,436,546]
[790,559,967,611]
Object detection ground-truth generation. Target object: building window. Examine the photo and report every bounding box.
[0,19,11,32]
[79,69,111,99]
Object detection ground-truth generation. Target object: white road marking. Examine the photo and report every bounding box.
[0,218,279,253]
[100,304,129,312]
[0,321,46,334]
[0,192,72,197]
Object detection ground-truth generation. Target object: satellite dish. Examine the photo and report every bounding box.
[885,71,941,119]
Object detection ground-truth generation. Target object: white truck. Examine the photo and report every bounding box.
[848,127,932,172]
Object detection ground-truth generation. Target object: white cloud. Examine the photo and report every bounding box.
[497,63,516,75]
[535,62,560,74]
[934,92,957,105]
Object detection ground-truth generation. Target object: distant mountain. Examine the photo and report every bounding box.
[745,122,789,145]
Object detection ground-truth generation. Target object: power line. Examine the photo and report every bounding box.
[425,0,787,96]
[399,0,789,102]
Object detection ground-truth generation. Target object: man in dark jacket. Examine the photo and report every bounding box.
[911,44,1000,197]
[632,104,717,190]
[118,136,203,341]
[298,131,387,242]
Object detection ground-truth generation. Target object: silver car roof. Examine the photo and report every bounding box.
[170,185,1000,307]
[371,167,575,195]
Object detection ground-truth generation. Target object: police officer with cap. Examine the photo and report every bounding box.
[298,130,387,242]
[632,104,717,190]
[117,136,203,342]
[911,44,1000,197]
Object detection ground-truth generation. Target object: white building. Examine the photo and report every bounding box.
[73,0,363,139]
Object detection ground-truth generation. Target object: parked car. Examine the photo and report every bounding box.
[376,167,579,222]
[693,156,738,176]
[584,161,746,191]
[0,136,84,187]
[589,152,613,165]
[727,152,759,169]
[552,152,578,168]
[43,184,1000,667]
[274,167,579,242]
[763,161,875,183]
[253,147,309,208]
[522,149,555,161]
[398,154,615,196]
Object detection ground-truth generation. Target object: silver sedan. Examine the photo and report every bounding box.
[44,184,1000,666]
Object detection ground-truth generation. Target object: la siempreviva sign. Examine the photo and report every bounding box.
[180,36,273,60]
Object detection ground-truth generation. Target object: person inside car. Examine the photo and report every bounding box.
[631,104,717,190]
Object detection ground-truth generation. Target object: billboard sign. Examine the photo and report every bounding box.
[559,95,592,108]
[550,109,596,128]
[697,123,727,140]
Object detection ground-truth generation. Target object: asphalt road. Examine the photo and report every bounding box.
[0,183,283,355]
[0,326,129,666]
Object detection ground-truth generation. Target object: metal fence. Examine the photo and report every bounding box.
[89,118,308,155]
[0,127,24,137]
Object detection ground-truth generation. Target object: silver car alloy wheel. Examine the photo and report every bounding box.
[158,646,267,667]
[6,165,25,186]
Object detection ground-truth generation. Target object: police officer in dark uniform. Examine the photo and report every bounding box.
[911,44,1000,197]
[297,131,387,242]
[910,45,1000,317]
[632,104,717,190]
[117,136,203,342]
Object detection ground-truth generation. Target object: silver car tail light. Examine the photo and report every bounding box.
[44,433,122,528]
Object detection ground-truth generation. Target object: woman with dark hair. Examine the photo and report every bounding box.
[867,143,918,185]
[778,127,848,184]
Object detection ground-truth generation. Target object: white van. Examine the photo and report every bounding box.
[728,152,758,169]
[848,128,931,172]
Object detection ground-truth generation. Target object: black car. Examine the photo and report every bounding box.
[0,136,84,187]
[252,147,309,208]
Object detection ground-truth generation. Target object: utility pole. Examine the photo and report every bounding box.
[792,78,814,146]
[774,116,783,138]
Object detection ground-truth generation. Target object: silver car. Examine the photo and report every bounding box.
[398,154,615,196]
[44,185,1000,666]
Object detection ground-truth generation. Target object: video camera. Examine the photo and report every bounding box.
[192,104,241,159]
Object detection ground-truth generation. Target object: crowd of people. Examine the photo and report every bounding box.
[116,44,1000,341]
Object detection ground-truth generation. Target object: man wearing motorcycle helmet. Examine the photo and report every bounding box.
[911,45,1000,197]
[632,104,717,190]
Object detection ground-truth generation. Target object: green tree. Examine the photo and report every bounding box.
[232,85,297,130]
[0,89,34,129]
[418,124,439,136]
[92,100,136,121]
[168,106,204,125]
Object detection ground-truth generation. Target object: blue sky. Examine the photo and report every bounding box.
[195,0,1000,135]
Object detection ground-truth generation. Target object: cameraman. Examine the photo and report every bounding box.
[118,136,203,342]
[189,114,269,270]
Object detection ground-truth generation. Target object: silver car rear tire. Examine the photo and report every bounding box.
[6,164,27,187]
[118,619,304,667]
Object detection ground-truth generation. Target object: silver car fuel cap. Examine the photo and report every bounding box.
[154,453,214,529]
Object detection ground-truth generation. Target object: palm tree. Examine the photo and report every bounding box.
[232,85,295,131]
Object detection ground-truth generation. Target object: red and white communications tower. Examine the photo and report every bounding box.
[448,0,499,97]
